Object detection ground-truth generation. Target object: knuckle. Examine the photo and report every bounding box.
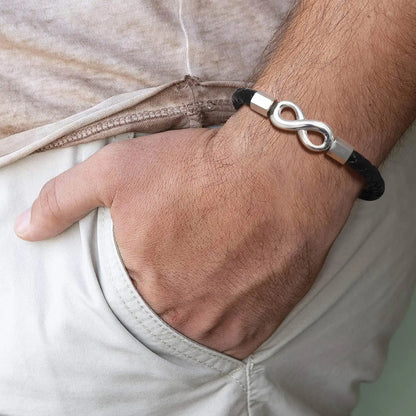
[94,144,118,178]
[38,178,62,220]
[93,143,129,198]
[98,141,129,169]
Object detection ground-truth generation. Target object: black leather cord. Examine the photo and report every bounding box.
[231,88,257,110]
[345,151,385,201]
[231,88,385,201]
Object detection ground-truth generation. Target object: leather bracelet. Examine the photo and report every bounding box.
[232,88,385,201]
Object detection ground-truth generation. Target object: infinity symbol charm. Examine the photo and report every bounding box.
[270,100,334,152]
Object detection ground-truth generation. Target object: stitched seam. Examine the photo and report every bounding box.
[105,214,246,391]
[246,357,253,416]
[40,100,231,151]
[103,208,236,363]
[100,209,246,392]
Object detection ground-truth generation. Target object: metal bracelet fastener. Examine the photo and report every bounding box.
[250,91,353,164]
[232,87,385,200]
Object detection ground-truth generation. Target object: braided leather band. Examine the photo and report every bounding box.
[232,88,385,201]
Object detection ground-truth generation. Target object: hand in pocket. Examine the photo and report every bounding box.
[14,124,358,359]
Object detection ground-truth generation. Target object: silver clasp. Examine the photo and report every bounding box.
[270,100,334,152]
[249,92,354,164]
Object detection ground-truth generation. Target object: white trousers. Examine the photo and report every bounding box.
[0,123,415,416]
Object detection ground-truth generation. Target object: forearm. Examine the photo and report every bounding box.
[259,0,415,159]
[221,0,416,206]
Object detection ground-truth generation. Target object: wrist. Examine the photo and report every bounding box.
[219,106,363,208]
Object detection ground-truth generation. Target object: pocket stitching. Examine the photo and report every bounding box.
[101,208,247,392]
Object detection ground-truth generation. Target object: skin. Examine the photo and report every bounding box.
[15,0,416,359]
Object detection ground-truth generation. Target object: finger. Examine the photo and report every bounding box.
[14,149,115,241]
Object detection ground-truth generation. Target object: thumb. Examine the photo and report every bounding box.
[14,150,114,241]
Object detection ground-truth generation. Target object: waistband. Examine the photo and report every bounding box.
[0,76,250,168]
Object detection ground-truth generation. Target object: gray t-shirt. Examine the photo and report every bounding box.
[0,0,292,140]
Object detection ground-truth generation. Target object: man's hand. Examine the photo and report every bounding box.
[14,125,358,359]
[14,0,416,359]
